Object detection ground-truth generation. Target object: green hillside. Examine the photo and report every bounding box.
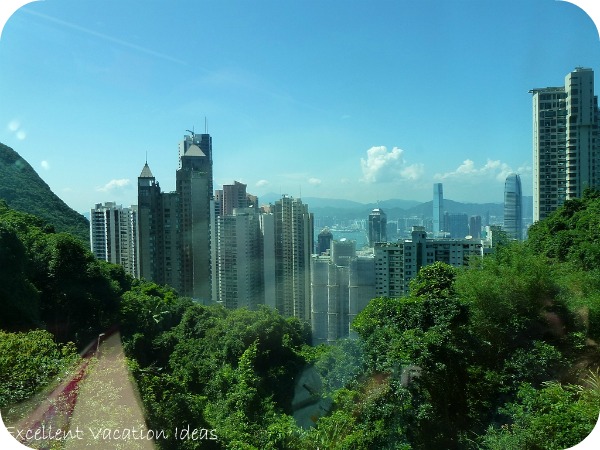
[0,142,89,243]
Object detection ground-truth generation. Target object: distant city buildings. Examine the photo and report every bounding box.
[368,208,387,246]
[504,173,523,240]
[90,202,138,278]
[531,67,599,222]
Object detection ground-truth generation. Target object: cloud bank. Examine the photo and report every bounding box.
[360,146,424,183]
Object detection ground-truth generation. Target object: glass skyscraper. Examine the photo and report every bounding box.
[504,173,523,240]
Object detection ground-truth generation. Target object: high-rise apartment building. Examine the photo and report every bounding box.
[368,208,387,247]
[216,208,263,309]
[90,202,139,278]
[504,173,523,240]
[215,181,254,216]
[531,67,599,221]
[375,227,491,297]
[311,240,375,345]
[433,183,444,236]
[273,195,314,320]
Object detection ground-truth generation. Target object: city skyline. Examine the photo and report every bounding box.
[1,1,599,214]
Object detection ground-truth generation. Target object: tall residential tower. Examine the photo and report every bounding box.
[531,67,599,221]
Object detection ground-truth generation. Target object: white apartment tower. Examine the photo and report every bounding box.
[90,202,139,278]
[531,67,599,222]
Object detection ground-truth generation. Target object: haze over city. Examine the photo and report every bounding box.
[1,0,599,213]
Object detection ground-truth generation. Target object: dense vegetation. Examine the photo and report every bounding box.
[0,142,89,243]
[2,191,600,449]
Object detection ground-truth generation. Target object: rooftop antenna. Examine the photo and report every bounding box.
[186,128,195,138]
[145,151,148,165]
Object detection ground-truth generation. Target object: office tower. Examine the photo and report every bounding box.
[433,183,444,236]
[273,195,314,320]
[137,132,214,301]
[375,226,491,297]
[311,240,375,345]
[443,212,469,238]
[317,228,333,255]
[176,132,213,301]
[531,67,600,221]
[469,215,482,239]
[368,208,387,247]
[90,202,139,278]
[504,173,523,240]
[216,208,263,309]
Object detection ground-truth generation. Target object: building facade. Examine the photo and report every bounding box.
[531,67,599,222]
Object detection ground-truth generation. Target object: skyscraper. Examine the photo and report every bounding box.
[531,67,599,222]
[216,208,263,310]
[317,227,333,255]
[433,183,444,236]
[137,132,214,301]
[273,195,314,320]
[504,173,523,240]
[368,208,387,247]
[90,202,139,278]
[176,132,213,301]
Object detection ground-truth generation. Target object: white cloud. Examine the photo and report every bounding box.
[97,178,131,192]
[16,130,26,140]
[434,159,514,182]
[256,179,270,188]
[308,177,321,186]
[40,160,50,170]
[360,146,423,183]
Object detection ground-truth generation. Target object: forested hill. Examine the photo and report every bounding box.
[0,142,89,243]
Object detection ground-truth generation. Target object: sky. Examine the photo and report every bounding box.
[0,0,599,214]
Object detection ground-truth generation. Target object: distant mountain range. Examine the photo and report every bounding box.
[0,142,89,243]
[259,192,533,223]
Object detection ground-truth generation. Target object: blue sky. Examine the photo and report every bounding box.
[0,0,599,213]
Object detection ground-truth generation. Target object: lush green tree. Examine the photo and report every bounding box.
[479,377,600,450]
[0,330,78,408]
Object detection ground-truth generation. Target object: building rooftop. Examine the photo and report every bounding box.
[139,163,154,178]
